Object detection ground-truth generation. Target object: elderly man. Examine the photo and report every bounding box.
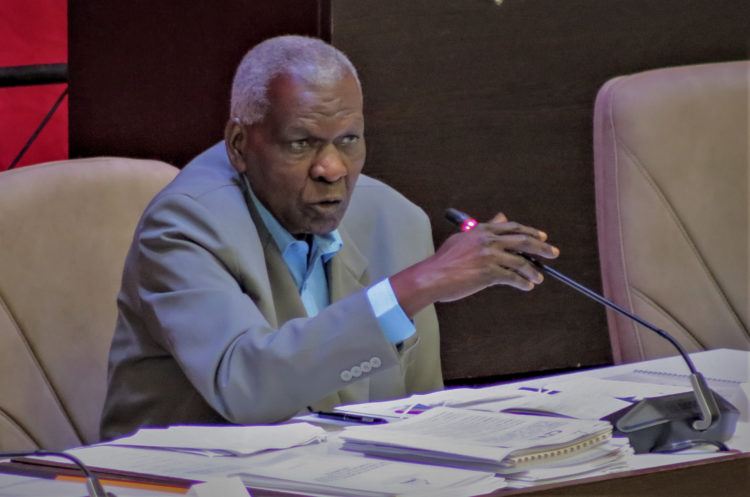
[100,35,558,440]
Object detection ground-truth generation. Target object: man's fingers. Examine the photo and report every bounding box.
[485,220,549,242]
[489,233,560,260]
[491,264,539,291]
[489,212,508,224]
[496,251,545,285]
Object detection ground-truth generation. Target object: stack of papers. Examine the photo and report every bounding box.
[63,443,507,497]
[230,450,507,497]
[340,407,627,475]
[502,438,632,488]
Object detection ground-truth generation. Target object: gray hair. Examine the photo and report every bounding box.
[230,35,360,125]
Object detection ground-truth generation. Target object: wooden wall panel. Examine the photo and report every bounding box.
[331,0,749,382]
[68,0,329,167]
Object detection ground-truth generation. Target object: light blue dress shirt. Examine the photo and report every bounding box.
[247,188,415,344]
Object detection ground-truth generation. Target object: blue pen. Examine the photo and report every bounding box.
[315,411,388,424]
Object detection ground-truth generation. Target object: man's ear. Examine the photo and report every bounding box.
[225,118,247,174]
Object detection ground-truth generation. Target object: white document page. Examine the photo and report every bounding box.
[522,376,691,400]
[332,380,644,421]
[105,422,326,456]
[333,386,525,420]
[467,389,631,419]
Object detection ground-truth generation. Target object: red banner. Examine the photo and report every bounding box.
[0,0,68,170]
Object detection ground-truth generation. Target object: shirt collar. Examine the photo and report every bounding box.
[245,181,343,264]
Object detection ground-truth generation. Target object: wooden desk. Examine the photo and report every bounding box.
[2,349,747,496]
[2,451,747,497]
[245,454,749,497]
[497,452,749,497]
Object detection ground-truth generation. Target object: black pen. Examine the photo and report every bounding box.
[315,411,388,424]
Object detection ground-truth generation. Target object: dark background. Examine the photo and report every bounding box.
[68,0,331,165]
[68,0,749,384]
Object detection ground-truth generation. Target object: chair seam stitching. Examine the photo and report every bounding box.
[0,406,40,448]
[614,137,748,339]
[607,83,646,360]
[0,294,84,444]
[630,288,706,349]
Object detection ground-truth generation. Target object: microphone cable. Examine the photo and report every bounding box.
[0,449,115,497]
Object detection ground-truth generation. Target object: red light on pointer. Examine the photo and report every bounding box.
[445,208,478,231]
[461,218,478,231]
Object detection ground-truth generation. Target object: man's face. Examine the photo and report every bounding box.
[229,72,365,236]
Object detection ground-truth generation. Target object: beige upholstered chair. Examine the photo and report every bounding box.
[594,60,750,363]
[0,157,178,450]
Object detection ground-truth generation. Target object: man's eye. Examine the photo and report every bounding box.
[339,135,360,146]
[289,139,311,151]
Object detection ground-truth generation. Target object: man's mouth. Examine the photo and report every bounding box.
[310,199,342,212]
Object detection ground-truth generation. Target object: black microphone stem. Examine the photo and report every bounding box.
[444,207,721,431]
[522,256,698,374]
[525,257,721,431]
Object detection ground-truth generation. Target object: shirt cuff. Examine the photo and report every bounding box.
[366,278,416,344]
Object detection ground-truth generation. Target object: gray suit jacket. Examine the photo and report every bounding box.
[100,142,443,440]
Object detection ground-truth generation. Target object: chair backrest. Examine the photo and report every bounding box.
[0,157,178,450]
[593,60,750,363]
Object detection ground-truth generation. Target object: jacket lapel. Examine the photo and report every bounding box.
[327,226,369,303]
[323,226,373,404]
[246,196,377,408]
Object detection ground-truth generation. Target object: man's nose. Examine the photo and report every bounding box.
[311,144,347,182]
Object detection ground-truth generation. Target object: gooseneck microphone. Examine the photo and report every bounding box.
[0,450,114,497]
[445,208,739,453]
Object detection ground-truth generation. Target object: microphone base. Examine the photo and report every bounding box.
[608,390,739,453]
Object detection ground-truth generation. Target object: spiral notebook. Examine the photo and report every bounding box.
[340,406,616,474]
